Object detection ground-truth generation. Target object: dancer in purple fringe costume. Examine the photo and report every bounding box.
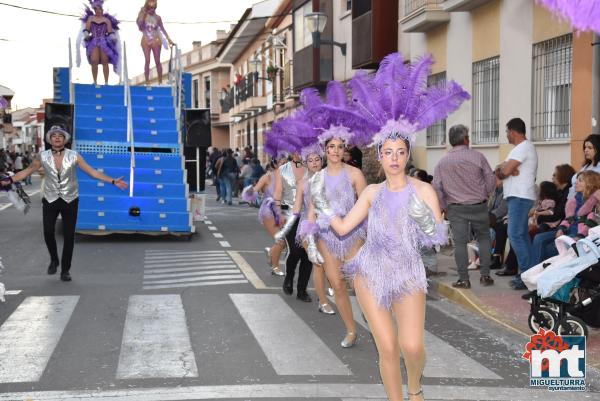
[306,126,367,348]
[291,143,335,315]
[241,158,287,276]
[309,53,468,401]
[137,0,174,84]
[76,0,121,85]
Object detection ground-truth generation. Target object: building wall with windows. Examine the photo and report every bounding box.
[399,0,592,184]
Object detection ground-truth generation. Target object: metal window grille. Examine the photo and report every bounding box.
[426,72,446,147]
[472,56,500,144]
[531,34,572,142]
[404,0,444,16]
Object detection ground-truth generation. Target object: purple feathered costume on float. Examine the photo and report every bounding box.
[76,0,121,75]
[314,53,469,308]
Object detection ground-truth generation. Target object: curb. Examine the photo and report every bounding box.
[428,278,600,371]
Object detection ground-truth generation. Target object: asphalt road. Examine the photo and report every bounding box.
[0,179,599,400]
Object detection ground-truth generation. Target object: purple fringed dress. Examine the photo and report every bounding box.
[317,167,366,260]
[85,21,120,72]
[343,182,447,309]
[296,176,318,244]
[258,174,281,226]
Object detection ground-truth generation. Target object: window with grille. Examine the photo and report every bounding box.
[472,56,500,144]
[426,72,446,147]
[531,34,572,142]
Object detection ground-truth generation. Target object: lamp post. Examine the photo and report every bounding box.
[304,12,346,56]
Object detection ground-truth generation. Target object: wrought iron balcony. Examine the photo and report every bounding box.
[401,0,449,32]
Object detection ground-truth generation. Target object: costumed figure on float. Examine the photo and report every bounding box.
[309,53,469,401]
[137,0,174,84]
[76,0,121,85]
[241,157,288,276]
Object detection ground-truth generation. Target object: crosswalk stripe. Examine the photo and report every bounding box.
[0,296,79,383]
[143,279,248,290]
[145,256,230,262]
[116,295,199,379]
[145,249,224,253]
[144,269,241,279]
[143,260,233,268]
[345,296,501,380]
[144,251,227,257]
[144,274,246,285]
[230,294,351,376]
[145,265,237,274]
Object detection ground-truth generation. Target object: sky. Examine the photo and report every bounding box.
[0,0,259,109]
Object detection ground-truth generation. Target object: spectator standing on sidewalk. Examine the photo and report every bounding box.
[433,124,496,289]
[495,118,538,290]
[217,149,239,206]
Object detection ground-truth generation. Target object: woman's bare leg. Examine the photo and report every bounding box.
[354,276,403,401]
[263,217,285,273]
[100,50,110,84]
[151,42,163,84]
[141,39,152,82]
[393,292,426,400]
[311,264,329,305]
[318,240,356,335]
[90,47,100,85]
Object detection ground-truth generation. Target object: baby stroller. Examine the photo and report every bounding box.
[522,235,600,337]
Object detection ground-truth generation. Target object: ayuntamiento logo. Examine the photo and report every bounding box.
[522,328,586,391]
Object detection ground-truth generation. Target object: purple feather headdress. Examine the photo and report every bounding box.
[537,0,600,33]
[349,52,470,148]
[317,125,354,146]
[300,142,324,161]
[89,0,104,9]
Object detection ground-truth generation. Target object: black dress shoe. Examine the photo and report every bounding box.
[47,261,59,275]
[296,291,312,302]
[283,280,293,295]
[490,255,502,270]
[495,267,517,276]
[480,275,494,286]
[60,272,72,282]
[452,279,471,289]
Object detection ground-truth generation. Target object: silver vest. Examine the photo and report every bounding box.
[41,149,79,203]
[279,162,297,207]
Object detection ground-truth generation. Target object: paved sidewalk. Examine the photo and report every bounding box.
[429,248,600,369]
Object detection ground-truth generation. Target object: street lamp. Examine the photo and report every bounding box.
[304,12,346,56]
[249,55,272,81]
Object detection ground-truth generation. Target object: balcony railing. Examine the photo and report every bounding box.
[404,0,445,16]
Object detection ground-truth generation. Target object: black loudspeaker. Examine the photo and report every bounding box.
[184,146,207,192]
[184,108,211,147]
[44,103,74,149]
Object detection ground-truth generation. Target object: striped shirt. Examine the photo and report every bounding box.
[433,145,496,209]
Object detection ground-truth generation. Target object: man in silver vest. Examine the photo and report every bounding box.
[272,153,313,302]
[0,126,127,281]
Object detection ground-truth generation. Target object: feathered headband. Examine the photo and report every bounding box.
[349,52,470,149]
[89,0,104,8]
[300,142,324,161]
[317,125,354,146]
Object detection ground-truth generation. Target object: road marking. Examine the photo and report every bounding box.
[143,280,248,290]
[0,383,593,401]
[145,250,226,255]
[213,233,224,238]
[230,294,351,376]
[204,220,212,225]
[228,251,267,289]
[208,226,217,231]
[145,265,237,274]
[141,274,246,285]
[4,290,22,295]
[219,241,231,248]
[116,295,198,379]
[0,296,79,383]
[344,296,501,380]
[143,251,247,290]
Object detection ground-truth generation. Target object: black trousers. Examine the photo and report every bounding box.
[42,197,79,272]
[284,219,312,293]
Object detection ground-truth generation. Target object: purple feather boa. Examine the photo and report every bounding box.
[416,221,449,248]
[241,185,258,204]
[537,0,600,33]
[296,220,319,244]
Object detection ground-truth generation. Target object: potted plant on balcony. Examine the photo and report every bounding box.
[266,65,281,81]
[234,73,243,87]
